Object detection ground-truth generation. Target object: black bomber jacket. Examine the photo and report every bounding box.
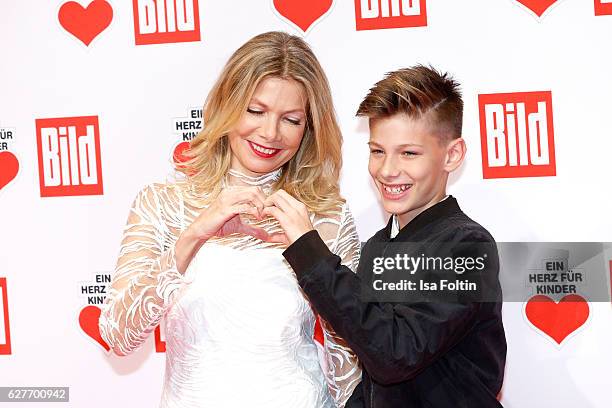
[283,196,507,408]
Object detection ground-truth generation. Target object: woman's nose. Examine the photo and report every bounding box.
[260,116,280,142]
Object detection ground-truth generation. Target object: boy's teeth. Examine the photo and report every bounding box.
[383,184,409,194]
[251,142,277,154]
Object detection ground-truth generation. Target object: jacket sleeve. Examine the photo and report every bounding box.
[283,229,496,385]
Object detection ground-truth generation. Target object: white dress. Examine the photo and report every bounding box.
[99,170,362,408]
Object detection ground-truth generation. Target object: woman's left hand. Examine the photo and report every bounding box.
[262,189,314,245]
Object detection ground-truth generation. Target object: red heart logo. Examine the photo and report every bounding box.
[172,141,190,165]
[515,0,559,17]
[273,0,333,33]
[58,0,113,46]
[0,151,19,191]
[79,305,110,352]
[525,294,589,344]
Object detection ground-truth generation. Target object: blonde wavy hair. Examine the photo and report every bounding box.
[177,31,344,214]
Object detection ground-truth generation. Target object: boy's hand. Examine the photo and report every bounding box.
[262,190,314,245]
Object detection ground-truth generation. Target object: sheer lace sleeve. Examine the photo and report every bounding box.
[99,183,193,356]
[314,203,362,407]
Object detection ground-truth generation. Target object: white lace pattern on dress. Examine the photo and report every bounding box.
[99,170,362,407]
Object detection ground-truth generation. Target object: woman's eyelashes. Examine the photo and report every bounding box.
[247,107,264,115]
[246,107,302,126]
[285,117,302,126]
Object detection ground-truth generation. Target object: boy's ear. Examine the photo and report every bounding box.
[444,137,466,172]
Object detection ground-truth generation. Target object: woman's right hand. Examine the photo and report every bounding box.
[174,186,268,273]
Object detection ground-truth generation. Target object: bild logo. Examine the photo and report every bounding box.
[354,0,427,31]
[155,321,166,352]
[36,116,104,197]
[595,0,612,16]
[478,91,556,179]
[133,0,201,45]
[0,278,11,355]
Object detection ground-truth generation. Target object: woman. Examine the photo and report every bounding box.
[98,32,361,408]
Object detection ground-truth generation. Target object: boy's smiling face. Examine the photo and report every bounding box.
[368,113,465,228]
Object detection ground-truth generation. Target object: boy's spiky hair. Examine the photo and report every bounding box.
[356,64,463,142]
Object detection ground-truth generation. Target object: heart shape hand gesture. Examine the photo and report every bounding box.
[175,187,314,273]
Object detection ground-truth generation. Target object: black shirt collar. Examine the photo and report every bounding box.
[383,195,462,241]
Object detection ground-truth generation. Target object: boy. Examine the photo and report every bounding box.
[263,65,507,407]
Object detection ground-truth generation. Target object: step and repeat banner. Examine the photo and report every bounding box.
[1,1,612,407]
